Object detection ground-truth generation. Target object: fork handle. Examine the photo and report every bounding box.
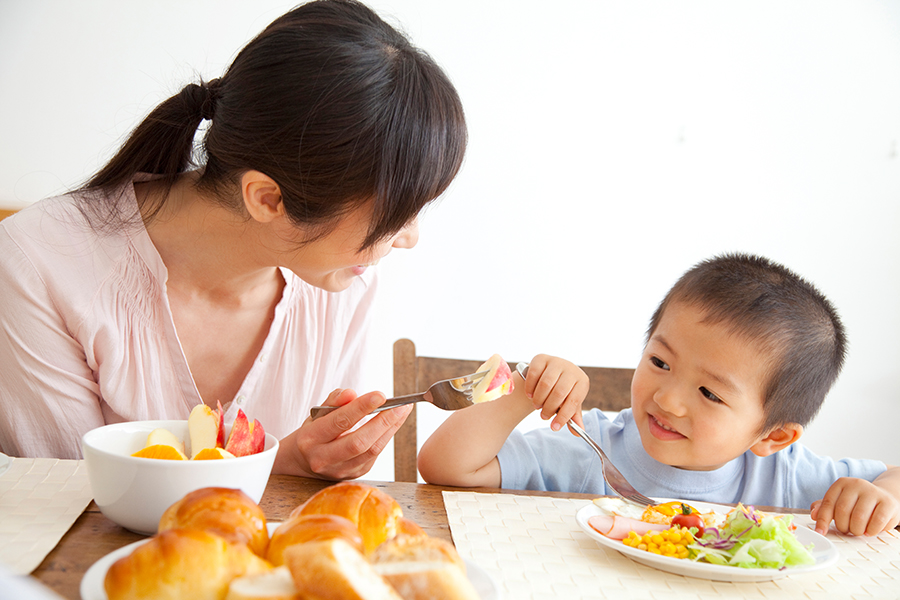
[310,393,425,420]
[567,421,606,459]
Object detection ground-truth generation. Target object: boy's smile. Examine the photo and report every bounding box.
[631,301,790,471]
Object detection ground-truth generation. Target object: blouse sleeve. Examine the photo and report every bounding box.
[0,221,105,458]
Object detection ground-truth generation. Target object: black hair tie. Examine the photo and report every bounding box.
[199,79,220,121]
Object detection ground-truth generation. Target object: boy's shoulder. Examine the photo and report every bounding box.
[740,442,887,508]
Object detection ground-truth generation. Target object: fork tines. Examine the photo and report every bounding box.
[626,493,655,506]
[450,370,489,392]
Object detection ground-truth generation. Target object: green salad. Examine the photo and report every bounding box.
[688,504,816,569]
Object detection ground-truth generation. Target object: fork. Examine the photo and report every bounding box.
[309,370,489,420]
[516,362,655,507]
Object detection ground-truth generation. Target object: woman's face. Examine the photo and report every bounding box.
[275,202,419,292]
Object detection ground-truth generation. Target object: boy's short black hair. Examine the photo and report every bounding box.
[647,253,847,433]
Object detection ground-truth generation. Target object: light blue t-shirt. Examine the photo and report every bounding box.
[497,409,887,509]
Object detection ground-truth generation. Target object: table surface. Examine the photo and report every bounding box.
[31,475,604,600]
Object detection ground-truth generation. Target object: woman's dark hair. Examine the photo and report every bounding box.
[646,253,847,433]
[81,0,467,249]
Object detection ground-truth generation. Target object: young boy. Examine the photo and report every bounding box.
[418,253,900,536]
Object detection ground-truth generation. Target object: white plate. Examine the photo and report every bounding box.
[576,500,839,582]
[81,523,499,600]
[0,453,10,477]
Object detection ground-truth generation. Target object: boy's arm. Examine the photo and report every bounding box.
[417,371,533,488]
[417,355,590,488]
[811,465,900,536]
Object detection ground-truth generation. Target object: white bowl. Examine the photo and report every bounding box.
[82,420,278,535]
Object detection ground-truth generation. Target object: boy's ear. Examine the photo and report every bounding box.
[749,423,803,457]
[241,170,285,223]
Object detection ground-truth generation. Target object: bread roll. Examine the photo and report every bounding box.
[374,562,479,600]
[369,534,465,571]
[159,487,269,557]
[104,528,272,600]
[283,538,402,600]
[225,566,300,600]
[267,514,364,566]
[396,517,425,537]
[370,535,479,600]
[292,482,402,554]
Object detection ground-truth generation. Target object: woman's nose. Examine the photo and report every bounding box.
[392,220,419,250]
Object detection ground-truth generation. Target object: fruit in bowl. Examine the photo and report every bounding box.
[131,404,266,461]
[82,417,278,535]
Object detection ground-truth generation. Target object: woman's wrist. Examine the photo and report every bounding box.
[272,428,315,478]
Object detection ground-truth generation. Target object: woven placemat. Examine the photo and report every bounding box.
[0,458,93,574]
[443,491,900,600]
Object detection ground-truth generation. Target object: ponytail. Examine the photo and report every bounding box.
[82,79,219,219]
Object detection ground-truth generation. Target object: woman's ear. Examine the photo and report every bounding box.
[241,170,284,223]
[750,423,803,457]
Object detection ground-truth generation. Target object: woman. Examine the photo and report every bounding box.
[0,0,466,480]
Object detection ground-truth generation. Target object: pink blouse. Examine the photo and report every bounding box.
[0,183,377,458]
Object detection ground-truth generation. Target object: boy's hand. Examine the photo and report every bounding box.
[521,354,590,432]
[810,477,900,536]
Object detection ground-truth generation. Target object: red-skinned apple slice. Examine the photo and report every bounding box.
[188,403,222,459]
[471,354,515,403]
[215,400,225,448]
[224,408,266,457]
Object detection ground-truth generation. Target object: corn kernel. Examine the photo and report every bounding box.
[623,526,695,560]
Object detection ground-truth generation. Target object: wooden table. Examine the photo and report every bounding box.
[30,475,597,600]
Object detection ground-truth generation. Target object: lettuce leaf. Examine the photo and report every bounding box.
[688,504,816,569]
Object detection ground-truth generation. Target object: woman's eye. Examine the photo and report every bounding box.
[700,387,723,403]
[650,356,670,371]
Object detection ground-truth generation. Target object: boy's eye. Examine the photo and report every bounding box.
[699,386,723,403]
[650,356,670,371]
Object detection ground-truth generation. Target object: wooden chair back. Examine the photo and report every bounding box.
[392,338,635,482]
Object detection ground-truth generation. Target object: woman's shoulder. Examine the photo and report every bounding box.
[1,187,160,308]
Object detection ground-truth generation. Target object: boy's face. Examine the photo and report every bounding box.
[631,301,776,471]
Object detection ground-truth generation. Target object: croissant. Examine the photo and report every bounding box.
[159,487,269,557]
[266,513,364,566]
[104,528,272,600]
[291,481,402,554]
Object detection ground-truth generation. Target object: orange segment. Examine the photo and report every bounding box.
[192,447,234,460]
[131,444,187,460]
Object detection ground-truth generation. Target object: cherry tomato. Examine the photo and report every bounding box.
[672,513,703,532]
[671,503,704,534]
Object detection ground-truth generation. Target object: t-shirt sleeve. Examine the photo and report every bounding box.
[497,429,552,491]
[497,424,597,493]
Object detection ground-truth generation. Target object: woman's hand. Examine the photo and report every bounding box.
[273,388,413,480]
[520,354,590,432]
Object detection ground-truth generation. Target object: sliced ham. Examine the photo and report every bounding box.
[588,515,668,540]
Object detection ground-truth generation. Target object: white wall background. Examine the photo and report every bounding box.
[1,0,898,482]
